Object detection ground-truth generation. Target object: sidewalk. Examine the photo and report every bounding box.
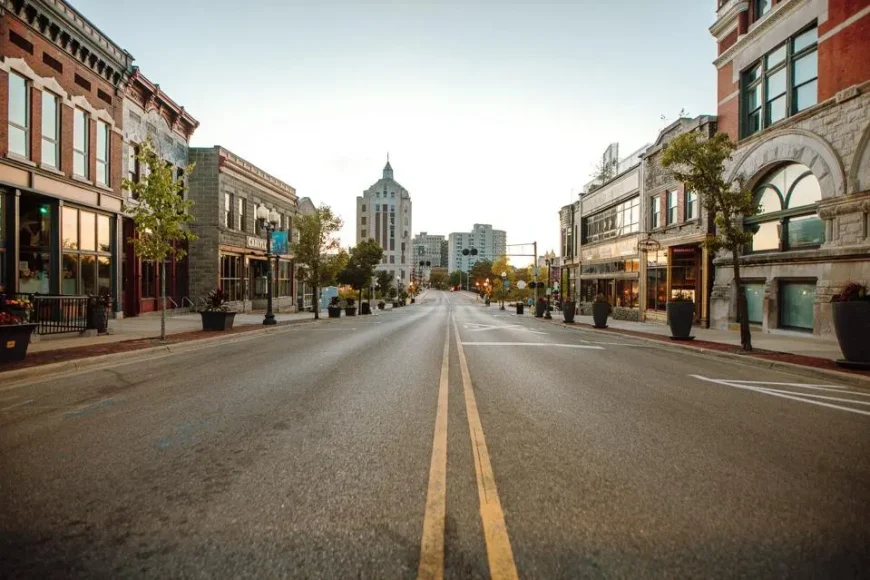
[27,310,319,354]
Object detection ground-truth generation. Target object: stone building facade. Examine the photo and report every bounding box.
[559,201,579,300]
[356,159,413,284]
[577,148,645,321]
[0,0,133,315]
[447,224,507,273]
[640,116,718,326]
[710,0,870,336]
[120,68,198,317]
[187,146,299,312]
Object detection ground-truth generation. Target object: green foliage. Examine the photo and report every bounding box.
[123,139,197,263]
[661,132,755,254]
[376,270,394,298]
[429,270,449,290]
[338,238,384,293]
[205,288,230,312]
[469,259,493,287]
[448,270,462,288]
[290,204,344,318]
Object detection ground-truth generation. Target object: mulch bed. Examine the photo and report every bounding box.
[0,318,314,374]
[574,323,870,379]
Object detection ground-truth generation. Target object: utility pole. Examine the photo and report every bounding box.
[533,241,538,306]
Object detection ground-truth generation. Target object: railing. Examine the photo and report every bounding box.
[25,294,90,335]
[181,297,195,313]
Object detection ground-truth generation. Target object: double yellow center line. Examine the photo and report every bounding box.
[417,315,519,580]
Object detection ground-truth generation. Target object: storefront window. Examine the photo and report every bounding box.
[670,247,699,305]
[646,252,668,312]
[220,255,244,302]
[61,207,113,296]
[746,163,822,252]
[277,260,292,296]
[780,281,815,330]
[616,280,639,308]
[744,283,764,324]
[18,196,53,294]
[251,259,269,299]
[141,262,156,298]
[0,195,6,292]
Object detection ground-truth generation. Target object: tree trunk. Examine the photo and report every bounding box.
[732,248,752,351]
[160,260,167,341]
[313,265,320,320]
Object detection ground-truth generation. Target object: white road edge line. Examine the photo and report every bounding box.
[691,375,870,417]
[461,342,604,349]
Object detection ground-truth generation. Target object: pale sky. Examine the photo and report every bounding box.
[74,0,718,264]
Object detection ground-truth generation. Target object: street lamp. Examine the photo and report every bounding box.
[256,204,281,325]
[397,276,402,307]
[544,254,553,319]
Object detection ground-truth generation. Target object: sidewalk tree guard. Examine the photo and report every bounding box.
[662,132,756,352]
[123,139,197,341]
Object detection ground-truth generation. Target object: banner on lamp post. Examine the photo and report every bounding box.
[272,231,289,255]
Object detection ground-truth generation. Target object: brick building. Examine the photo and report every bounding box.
[640,116,718,326]
[121,68,198,317]
[186,146,299,312]
[710,0,870,336]
[0,0,133,313]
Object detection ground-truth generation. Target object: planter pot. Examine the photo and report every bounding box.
[393,302,400,308]
[378,303,386,311]
[360,302,372,315]
[562,301,576,323]
[832,301,870,364]
[535,301,546,318]
[411,298,416,304]
[345,306,357,316]
[327,306,342,318]
[0,323,38,363]
[200,311,236,331]
[592,302,611,328]
[666,301,695,339]
[87,298,109,333]
[516,303,524,315]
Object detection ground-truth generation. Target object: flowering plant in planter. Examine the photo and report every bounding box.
[200,288,236,331]
[0,296,38,362]
[0,296,32,323]
[831,282,868,302]
[204,288,231,312]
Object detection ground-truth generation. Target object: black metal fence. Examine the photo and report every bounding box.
[10,293,90,335]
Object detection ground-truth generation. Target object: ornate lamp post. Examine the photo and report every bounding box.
[256,204,281,326]
[544,253,554,319]
[500,271,507,310]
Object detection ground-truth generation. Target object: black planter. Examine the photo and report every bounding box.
[345,306,357,316]
[87,297,109,333]
[200,311,236,331]
[516,303,524,315]
[378,302,386,310]
[360,302,372,315]
[327,306,342,318]
[592,302,610,328]
[535,301,546,318]
[411,298,416,304]
[0,323,37,363]
[562,300,576,323]
[832,301,870,365]
[666,301,695,339]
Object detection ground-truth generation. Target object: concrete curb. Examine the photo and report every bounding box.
[0,318,320,388]
[541,318,870,388]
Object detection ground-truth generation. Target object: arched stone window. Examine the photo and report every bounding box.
[744,163,824,252]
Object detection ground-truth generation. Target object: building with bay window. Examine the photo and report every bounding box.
[710,0,870,336]
[0,0,133,314]
[121,68,198,317]
[577,145,646,320]
[186,146,299,312]
[640,115,718,326]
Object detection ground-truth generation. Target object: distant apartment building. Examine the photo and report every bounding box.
[710,0,870,336]
[356,159,413,284]
[411,231,445,281]
[448,224,506,273]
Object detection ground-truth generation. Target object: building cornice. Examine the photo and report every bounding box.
[710,0,749,38]
[713,0,809,69]
[126,68,199,141]
[3,0,134,88]
[216,148,297,203]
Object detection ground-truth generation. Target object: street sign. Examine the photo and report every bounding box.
[553,282,560,290]
[516,280,527,290]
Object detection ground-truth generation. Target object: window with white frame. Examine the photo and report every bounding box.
[8,73,29,158]
[667,190,678,225]
[651,196,660,229]
[685,191,698,221]
[41,91,59,168]
[96,121,110,186]
[73,109,89,177]
[224,193,232,228]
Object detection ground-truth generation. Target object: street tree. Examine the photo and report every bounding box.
[448,270,462,288]
[376,270,394,299]
[338,238,384,303]
[291,204,344,319]
[429,270,449,290]
[123,139,197,341]
[662,131,756,351]
[469,259,493,290]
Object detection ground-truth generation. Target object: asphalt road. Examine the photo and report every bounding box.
[1,290,868,579]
